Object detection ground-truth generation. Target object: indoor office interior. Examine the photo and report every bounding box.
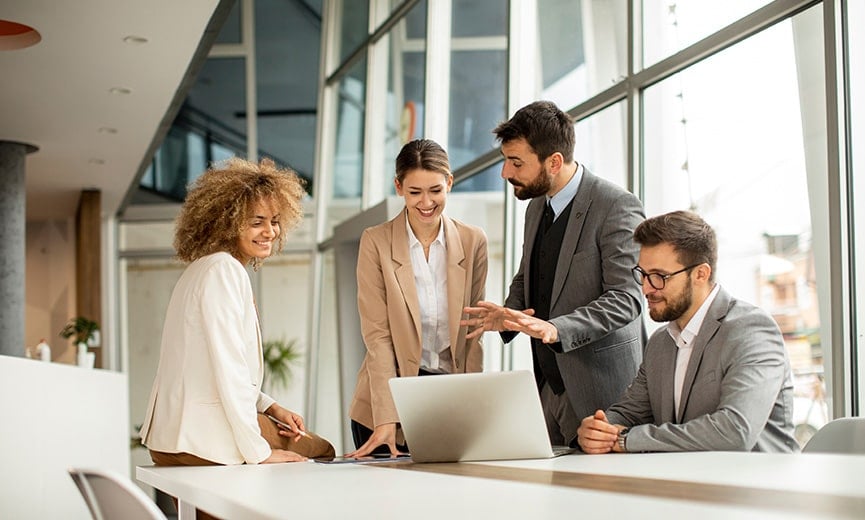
[4,0,864,515]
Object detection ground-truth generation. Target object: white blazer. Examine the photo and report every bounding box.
[139,252,275,464]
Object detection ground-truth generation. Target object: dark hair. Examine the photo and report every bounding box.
[634,210,718,282]
[174,157,305,267]
[493,100,575,162]
[395,139,452,184]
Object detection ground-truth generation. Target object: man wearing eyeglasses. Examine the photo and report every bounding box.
[577,210,798,453]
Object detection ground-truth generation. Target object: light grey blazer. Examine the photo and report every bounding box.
[606,286,799,453]
[504,169,646,420]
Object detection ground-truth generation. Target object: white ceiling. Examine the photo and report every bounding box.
[0,0,225,220]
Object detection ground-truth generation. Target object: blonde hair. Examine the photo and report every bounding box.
[174,157,306,267]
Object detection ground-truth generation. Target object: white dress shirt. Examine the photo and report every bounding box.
[406,215,452,373]
[666,283,720,419]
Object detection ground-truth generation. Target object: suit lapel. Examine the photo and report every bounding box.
[444,216,467,354]
[658,335,678,424]
[550,171,591,307]
[522,198,545,303]
[392,209,423,342]
[676,288,730,421]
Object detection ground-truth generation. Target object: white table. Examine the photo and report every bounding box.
[137,452,865,520]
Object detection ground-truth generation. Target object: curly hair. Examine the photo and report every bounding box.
[174,157,306,267]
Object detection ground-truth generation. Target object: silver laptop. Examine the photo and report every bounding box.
[388,370,576,463]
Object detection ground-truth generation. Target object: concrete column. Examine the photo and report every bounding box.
[0,141,38,357]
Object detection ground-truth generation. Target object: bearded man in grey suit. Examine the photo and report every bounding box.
[577,210,798,453]
[462,101,645,447]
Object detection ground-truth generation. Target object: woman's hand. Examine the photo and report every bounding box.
[266,405,307,442]
[344,423,404,458]
[262,448,307,463]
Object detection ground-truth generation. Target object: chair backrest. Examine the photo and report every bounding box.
[68,468,167,520]
[802,417,865,454]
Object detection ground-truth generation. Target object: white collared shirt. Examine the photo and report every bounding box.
[406,215,452,373]
[545,163,584,220]
[666,283,721,419]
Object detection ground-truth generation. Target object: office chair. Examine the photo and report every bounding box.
[802,417,865,454]
[68,467,167,520]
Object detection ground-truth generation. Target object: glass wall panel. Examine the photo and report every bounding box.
[330,57,367,232]
[215,0,242,44]
[450,163,506,370]
[850,0,865,410]
[313,249,344,452]
[336,0,370,64]
[538,0,627,109]
[448,50,507,170]
[452,0,506,37]
[384,0,427,180]
[255,0,322,190]
[642,0,772,67]
[258,252,314,412]
[574,101,627,189]
[643,12,826,445]
[124,256,185,492]
[453,162,501,193]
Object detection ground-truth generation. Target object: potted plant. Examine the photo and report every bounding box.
[262,338,302,392]
[59,316,100,367]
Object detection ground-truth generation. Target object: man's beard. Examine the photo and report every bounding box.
[649,277,693,323]
[510,165,553,200]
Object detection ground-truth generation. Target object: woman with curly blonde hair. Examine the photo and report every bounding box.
[140,157,334,471]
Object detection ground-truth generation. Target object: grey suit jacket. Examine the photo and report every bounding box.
[504,169,646,419]
[606,286,799,452]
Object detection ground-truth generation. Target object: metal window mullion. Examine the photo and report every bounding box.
[824,0,856,417]
[424,0,451,143]
[306,0,342,426]
[362,0,390,210]
[243,0,257,162]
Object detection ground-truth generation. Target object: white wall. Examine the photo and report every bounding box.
[0,355,130,519]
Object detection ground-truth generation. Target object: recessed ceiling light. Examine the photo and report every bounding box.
[0,20,41,51]
[89,158,105,165]
[108,87,132,95]
[98,127,118,134]
[122,35,148,45]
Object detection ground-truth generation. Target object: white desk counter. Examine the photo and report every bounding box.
[138,452,865,520]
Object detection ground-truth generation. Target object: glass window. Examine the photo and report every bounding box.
[574,101,627,189]
[336,0,370,64]
[642,0,772,67]
[453,161,502,194]
[255,0,321,193]
[450,162,506,370]
[538,0,627,109]
[330,57,367,232]
[643,10,826,446]
[448,50,507,170]
[451,0,506,38]
[447,0,507,171]
[215,0,242,44]
[384,0,427,181]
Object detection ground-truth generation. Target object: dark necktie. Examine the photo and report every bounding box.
[542,202,555,233]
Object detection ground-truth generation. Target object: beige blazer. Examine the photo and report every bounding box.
[139,252,276,464]
[349,210,488,430]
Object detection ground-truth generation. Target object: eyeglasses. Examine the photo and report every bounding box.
[631,264,702,290]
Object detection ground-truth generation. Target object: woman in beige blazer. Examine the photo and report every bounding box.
[140,157,333,468]
[347,139,488,457]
